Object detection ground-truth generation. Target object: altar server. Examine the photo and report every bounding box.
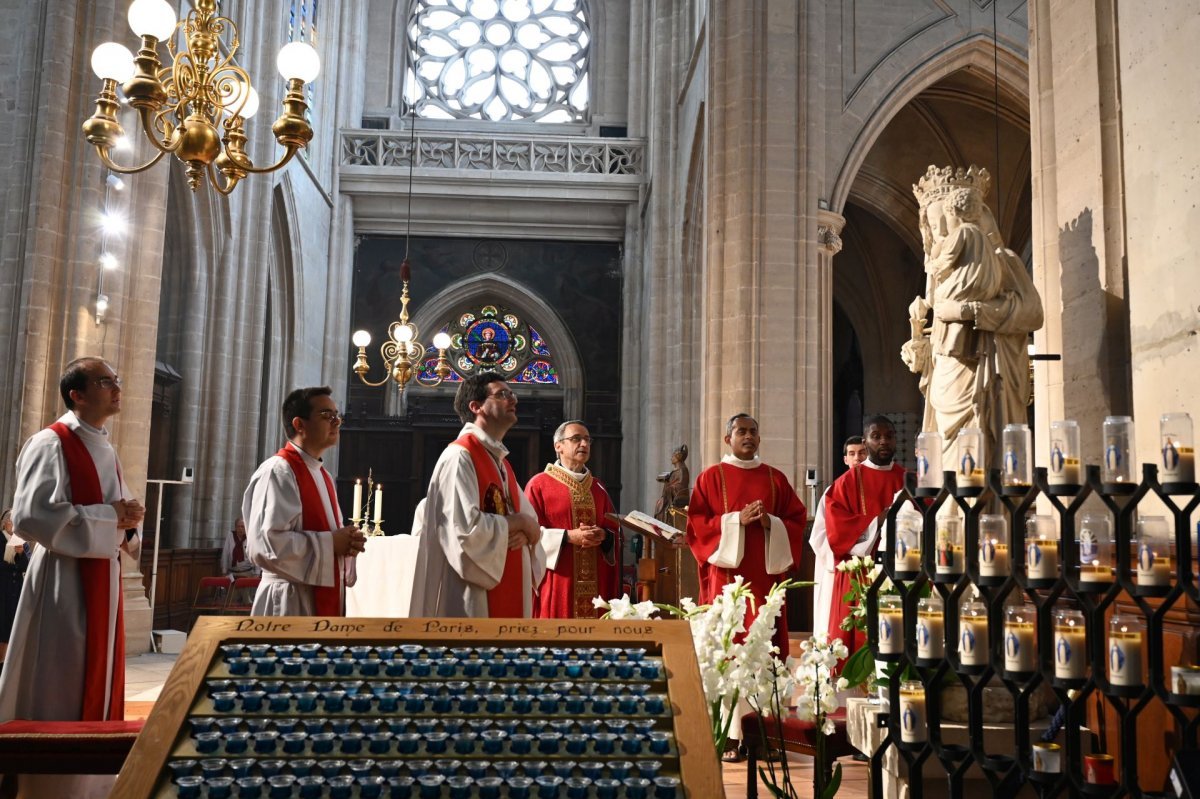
[242,386,365,616]
[408,372,545,618]
[525,421,621,618]
[0,358,145,798]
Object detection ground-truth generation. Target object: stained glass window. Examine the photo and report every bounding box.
[404,0,591,123]
[427,306,558,384]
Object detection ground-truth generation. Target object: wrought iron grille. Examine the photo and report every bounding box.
[869,463,1200,798]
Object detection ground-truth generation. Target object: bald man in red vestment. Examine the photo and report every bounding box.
[824,415,906,656]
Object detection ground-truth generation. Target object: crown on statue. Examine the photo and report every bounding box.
[912,165,992,208]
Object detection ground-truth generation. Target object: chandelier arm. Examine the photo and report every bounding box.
[206,163,241,196]
[414,373,444,388]
[234,144,301,175]
[95,146,169,175]
[355,370,395,388]
[137,105,182,154]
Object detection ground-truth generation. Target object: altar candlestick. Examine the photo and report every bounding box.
[373,485,383,524]
[353,479,363,523]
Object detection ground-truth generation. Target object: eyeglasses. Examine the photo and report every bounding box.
[561,434,592,445]
[93,376,122,390]
[487,389,516,401]
[314,410,344,423]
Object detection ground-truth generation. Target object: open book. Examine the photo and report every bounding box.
[606,510,686,544]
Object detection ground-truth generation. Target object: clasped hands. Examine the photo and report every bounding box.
[333,525,368,557]
[566,524,605,549]
[739,500,771,529]
[111,498,146,529]
[505,514,542,550]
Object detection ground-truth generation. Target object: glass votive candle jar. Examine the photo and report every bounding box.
[894,506,923,573]
[1003,603,1037,673]
[281,657,305,675]
[1161,412,1196,484]
[935,515,963,576]
[1002,423,1033,488]
[877,594,904,654]
[959,600,988,666]
[1136,516,1172,587]
[898,680,927,743]
[1171,665,1200,695]
[955,427,985,489]
[1102,415,1135,484]
[1026,515,1059,580]
[1048,420,1082,487]
[916,430,944,491]
[1032,742,1062,774]
[916,596,944,659]
[978,514,1009,578]
[1078,513,1113,586]
[175,776,205,799]
[1108,615,1145,686]
[1053,608,1086,680]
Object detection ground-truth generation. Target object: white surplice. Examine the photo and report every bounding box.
[407,424,546,618]
[0,412,139,798]
[241,442,354,616]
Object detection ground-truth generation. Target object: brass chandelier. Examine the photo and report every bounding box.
[82,0,320,194]
[351,111,453,391]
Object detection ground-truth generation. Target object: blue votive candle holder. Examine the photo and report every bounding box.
[422,731,449,754]
[350,693,373,713]
[593,777,621,799]
[194,731,221,754]
[430,693,452,713]
[566,776,592,799]
[357,776,385,799]
[615,661,636,679]
[300,718,325,736]
[436,657,459,677]
[623,776,652,799]
[564,661,585,678]
[404,693,427,713]
[536,693,561,714]
[409,660,432,678]
[254,657,278,676]
[368,731,393,754]
[384,658,405,677]
[340,732,364,754]
[609,761,634,780]
[506,775,534,799]
[317,758,346,778]
[564,733,588,755]
[266,692,290,713]
[645,695,666,714]
[267,774,296,799]
[328,774,355,799]
[309,732,336,754]
[590,660,611,679]
[235,776,266,798]
[397,644,422,659]
[512,657,536,678]
[227,657,252,675]
[321,690,346,713]
[578,761,603,780]
[296,775,325,799]
[207,776,236,799]
[647,731,671,754]
[452,732,477,754]
[211,692,237,713]
[376,691,400,712]
[346,758,375,778]
[456,694,480,713]
[199,758,228,779]
[476,776,504,799]
[552,760,576,779]
[378,760,401,779]
[654,776,681,797]
[387,775,416,798]
[306,657,330,676]
[358,659,380,677]
[564,694,586,713]
[592,732,617,755]
[493,760,520,779]
[395,733,421,754]
[333,659,355,676]
[325,646,347,659]
[294,691,319,712]
[417,774,445,799]
[508,732,534,755]
[512,695,533,714]
[535,775,564,798]
[636,760,663,779]
[466,760,491,779]
[621,733,644,755]
[258,759,286,778]
[169,759,198,779]
[288,758,317,777]
[591,696,613,715]
[295,643,321,659]
[481,729,507,754]
[640,663,661,679]
[280,657,305,676]
[251,731,279,754]
[537,732,562,754]
[447,775,473,799]
[619,695,639,715]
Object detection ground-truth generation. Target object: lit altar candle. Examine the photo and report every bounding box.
[1047,420,1082,486]
[1108,616,1144,686]
[899,681,927,743]
[1004,603,1037,673]
[916,597,944,659]
[1160,412,1195,483]
[1002,423,1033,488]
[1136,516,1171,587]
[1026,515,1058,580]
[959,600,988,666]
[1078,513,1113,586]
[1053,609,1087,679]
[373,484,383,524]
[978,513,1009,577]
[877,595,904,654]
[352,479,363,523]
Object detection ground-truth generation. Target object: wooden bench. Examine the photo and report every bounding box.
[0,719,142,794]
[741,709,856,799]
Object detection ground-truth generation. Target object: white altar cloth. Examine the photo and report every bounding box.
[345,534,420,617]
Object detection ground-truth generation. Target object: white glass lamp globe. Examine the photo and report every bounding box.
[229,82,260,119]
[432,332,452,350]
[277,42,321,83]
[352,330,371,348]
[91,43,136,82]
[127,0,177,40]
[396,325,415,343]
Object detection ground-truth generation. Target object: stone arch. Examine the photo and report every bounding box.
[831,37,1029,213]
[257,179,301,459]
[406,273,584,418]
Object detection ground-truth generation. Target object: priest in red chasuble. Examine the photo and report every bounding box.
[687,414,808,657]
[526,421,621,618]
[242,387,366,616]
[824,415,906,656]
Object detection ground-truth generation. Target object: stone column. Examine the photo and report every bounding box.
[815,211,845,489]
[1027,0,1131,464]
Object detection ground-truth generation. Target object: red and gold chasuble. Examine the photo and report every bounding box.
[277,445,343,616]
[531,466,617,619]
[48,422,125,722]
[452,433,525,618]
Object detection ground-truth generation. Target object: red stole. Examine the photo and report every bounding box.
[277,446,342,616]
[453,433,525,618]
[48,422,125,722]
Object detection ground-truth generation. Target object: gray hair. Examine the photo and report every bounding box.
[553,420,588,443]
[726,413,756,436]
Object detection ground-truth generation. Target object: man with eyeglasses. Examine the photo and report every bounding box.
[808,436,870,636]
[0,357,145,795]
[524,421,621,618]
[408,372,545,618]
[242,386,366,616]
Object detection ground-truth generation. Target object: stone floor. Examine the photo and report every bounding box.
[120,652,872,797]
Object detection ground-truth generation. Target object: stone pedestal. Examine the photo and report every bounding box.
[122,550,152,656]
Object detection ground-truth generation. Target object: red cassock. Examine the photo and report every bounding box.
[687,462,807,656]
[824,462,907,655]
[525,466,621,619]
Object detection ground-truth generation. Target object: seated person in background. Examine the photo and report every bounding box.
[219,517,259,577]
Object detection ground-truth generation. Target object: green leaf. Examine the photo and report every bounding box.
[820,762,843,799]
[758,767,791,799]
[839,646,874,688]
